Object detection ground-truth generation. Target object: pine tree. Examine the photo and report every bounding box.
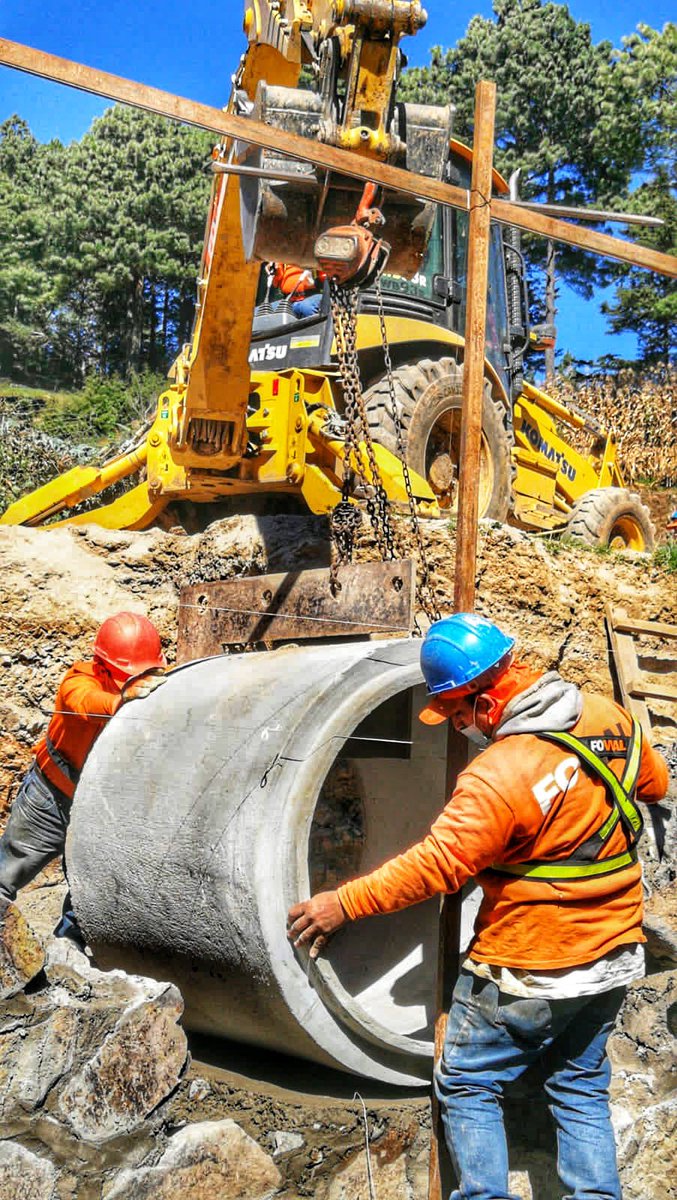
[0,117,59,379]
[51,106,213,377]
[400,0,642,376]
[602,24,676,362]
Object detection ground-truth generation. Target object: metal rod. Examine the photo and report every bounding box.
[211,162,318,185]
[512,200,664,228]
[0,37,675,277]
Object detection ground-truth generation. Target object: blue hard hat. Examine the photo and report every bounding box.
[420,613,515,696]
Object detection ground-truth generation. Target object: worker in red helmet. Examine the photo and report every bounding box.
[288,614,669,1200]
[0,612,166,942]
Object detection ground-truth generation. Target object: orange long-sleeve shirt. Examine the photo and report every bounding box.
[272,264,325,296]
[35,661,123,799]
[338,694,668,970]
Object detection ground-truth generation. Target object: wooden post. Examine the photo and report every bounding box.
[428,80,497,1200]
[453,80,497,614]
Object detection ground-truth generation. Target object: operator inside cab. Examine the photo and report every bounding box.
[270,263,327,319]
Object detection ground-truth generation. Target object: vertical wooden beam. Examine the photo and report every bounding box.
[429,80,497,1200]
[453,80,497,614]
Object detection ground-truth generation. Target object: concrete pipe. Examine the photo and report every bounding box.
[68,638,479,1086]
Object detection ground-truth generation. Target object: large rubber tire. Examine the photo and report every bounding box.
[363,357,513,520]
[566,487,655,553]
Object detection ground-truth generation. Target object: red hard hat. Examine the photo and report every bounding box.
[93,612,165,678]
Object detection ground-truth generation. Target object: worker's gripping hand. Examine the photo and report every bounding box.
[287,891,347,960]
[121,670,167,702]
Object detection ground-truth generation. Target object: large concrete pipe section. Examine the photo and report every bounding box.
[68,638,477,1086]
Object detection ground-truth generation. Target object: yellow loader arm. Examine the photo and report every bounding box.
[3,0,441,530]
[1,440,162,530]
[142,0,434,515]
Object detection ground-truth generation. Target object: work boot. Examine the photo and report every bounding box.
[53,911,87,954]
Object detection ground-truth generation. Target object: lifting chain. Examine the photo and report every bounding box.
[375,280,441,626]
[329,281,396,593]
[329,279,441,630]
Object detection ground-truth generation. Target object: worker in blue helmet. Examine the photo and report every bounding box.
[288,612,668,1200]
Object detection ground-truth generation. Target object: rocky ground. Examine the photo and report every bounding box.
[0,506,675,1199]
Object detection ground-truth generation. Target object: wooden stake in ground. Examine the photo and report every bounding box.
[428,80,497,1200]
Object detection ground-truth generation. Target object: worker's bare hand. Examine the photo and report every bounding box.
[287,891,347,960]
[121,670,167,702]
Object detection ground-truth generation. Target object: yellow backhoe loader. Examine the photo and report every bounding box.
[0,1,672,553]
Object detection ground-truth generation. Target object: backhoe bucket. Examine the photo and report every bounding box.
[240,86,453,279]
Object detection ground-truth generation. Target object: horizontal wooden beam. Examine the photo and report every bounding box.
[611,616,677,640]
[628,678,677,702]
[1,37,676,278]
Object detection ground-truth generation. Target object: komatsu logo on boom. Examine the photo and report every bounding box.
[520,417,577,482]
[249,343,288,364]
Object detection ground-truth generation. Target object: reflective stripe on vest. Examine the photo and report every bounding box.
[492,717,643,882]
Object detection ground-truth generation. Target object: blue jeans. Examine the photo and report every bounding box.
[0,763,69,900]
[435,968,625,1200]
[292,293,322,318]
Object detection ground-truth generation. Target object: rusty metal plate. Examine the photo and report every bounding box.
[176,560,415,662]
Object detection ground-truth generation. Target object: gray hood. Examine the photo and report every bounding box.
[494,671,583,740]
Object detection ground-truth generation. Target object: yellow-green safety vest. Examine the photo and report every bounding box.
[493,718,644,882]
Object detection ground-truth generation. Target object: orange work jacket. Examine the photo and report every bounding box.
[338,693,668,970]
[34,661,123,800]
[272,264,324,296]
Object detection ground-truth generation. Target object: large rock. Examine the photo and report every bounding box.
[105,1120,281,1199]
[0,938,189,1148]
[58,980,187,1144]
[0,1141,56,1200]
[0,901,44,1000]
[12,1007,79,1111]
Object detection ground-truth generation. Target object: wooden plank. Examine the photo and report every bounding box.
[605,605,670,740]
[453,81,496,615]
[627,680,677,703]
[1,38,676,277]
[175,560,415,662]
[605,605,641,713]
[611,617,677,640]
[493,197,677,277]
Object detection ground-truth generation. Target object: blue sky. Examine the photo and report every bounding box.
[1,0,673,364]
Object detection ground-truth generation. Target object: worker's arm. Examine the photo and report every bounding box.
[59,672,123,719]
[288,775,516,957]
[635,737,669,804]
[338,778,515,919]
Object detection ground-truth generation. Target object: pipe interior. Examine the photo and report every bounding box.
[309,682,449,1042]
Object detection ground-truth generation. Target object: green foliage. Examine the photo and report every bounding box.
[37,371,166,441]
[653,540,677,572]
[0,107,212,385]
[0,393,83,512]
[400,2,673,363]
[0,118,62,380]
[602,25,677,362]
[401,3,639,210]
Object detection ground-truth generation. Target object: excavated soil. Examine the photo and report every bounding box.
[0,509,675,1198]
